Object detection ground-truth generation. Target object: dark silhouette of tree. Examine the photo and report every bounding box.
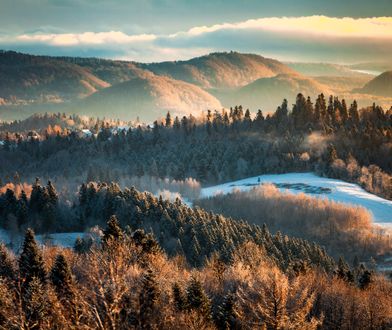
[19,229,46,286]
[139,269,159,329]
[50,254,74,302]
[186,276,211,320]
[172,282,186,311]
[102,215,123,244]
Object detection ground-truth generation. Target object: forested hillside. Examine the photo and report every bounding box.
[1,94,391,199]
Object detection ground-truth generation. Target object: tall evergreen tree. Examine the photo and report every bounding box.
[215,293,239,330]
[172,282,186,311]
[22,276,49,330]
[0,244,15,282]
[102,215,123,244]
[19,229,46,286]
[139,269,159,329]
[50,254,74,302]
[186,276,211,320]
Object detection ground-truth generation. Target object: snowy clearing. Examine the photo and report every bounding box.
[201,172,392,227]
[0,229,85,250]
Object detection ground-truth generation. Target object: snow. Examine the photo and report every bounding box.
[201,172,392,227]
[0,229,85,250]
[81,129,92,136]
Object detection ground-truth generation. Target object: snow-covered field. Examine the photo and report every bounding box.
[201,172,392,227]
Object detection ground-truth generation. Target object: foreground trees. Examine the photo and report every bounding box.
[0,228,390,329]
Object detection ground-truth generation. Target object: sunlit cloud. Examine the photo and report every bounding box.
[174,16,392,39]
[16,31,156,46]
[1,16,392,63]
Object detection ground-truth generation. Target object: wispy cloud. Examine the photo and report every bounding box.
[174,16,392,39]
[16,31,156,46]
[1,16,392,63]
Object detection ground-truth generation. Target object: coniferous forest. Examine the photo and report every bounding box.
[0,93,392,328]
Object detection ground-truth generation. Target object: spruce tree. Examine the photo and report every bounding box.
[186,276,211,320]
[0,244,15,282]
[102,215,123,244]
[19,229,46,285]
[46,181,58,206]
[139,269,159,328]
[172,282,186,311]
[17,192,28,229]
[22,276,49,330]
[358,267,372,290]
[215,293,239,330]
[50,254,74,302]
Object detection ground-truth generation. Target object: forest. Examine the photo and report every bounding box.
[1,94,391,200]
[0,94,392,329]
[0,219,390,329]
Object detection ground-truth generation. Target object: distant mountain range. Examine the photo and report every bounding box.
[0,50,391,121]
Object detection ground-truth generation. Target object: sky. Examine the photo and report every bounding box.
[1,0,392,63]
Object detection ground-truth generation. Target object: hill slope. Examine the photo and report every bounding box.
[142,51,296,89]
[0,51,111,104]
[285,62,367,77]
[218,73,331,111]
[355,71,392,97]
[70,71,222,121]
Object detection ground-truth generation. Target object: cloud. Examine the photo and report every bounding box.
[174,16,392,39]
[1,16,392,63]
[16,31,156,46]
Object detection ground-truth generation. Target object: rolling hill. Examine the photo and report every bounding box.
[355,71,392,97]
[285,62,366,77]
[69,71,222,121]
[1,50,391,122]
[217,73,331,111]
[142,51,296,89]
[0,51,110,105]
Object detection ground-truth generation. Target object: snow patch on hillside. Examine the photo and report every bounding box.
[0,229,84,250]
[201,172,392,226]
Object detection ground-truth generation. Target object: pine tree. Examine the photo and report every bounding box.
[102,215,123,244]
[139,269,159,328]
[172,282,186,311]
[215,293,239,330]
[165,111,172,127]
[336,256,350,282]
[50,254,74,302]
[46,181,58,206]
[0,244,15,282]
[358,267,372,290]
[17,191,29,228]
[19,229,46,286]
[186,276,211,320]
[22,276,50,330]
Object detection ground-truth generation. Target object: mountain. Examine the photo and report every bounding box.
[313,76,373,94]
[69,71,222,121]
[349,62,392,75]
[218,73,331,111]
[0,51,110,105]
[57,56,148,85]
[355,71,392,97]
[285,62,366,77]
[142,51,296,89]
